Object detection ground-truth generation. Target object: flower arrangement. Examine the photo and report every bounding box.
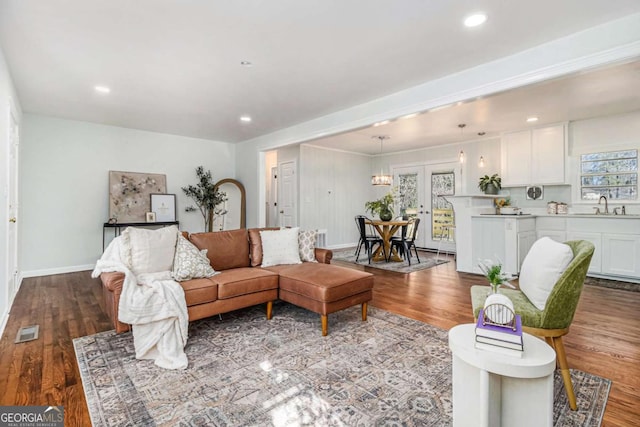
[494,197,511,208]
[477,259,516,293]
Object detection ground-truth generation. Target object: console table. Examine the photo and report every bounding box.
[448,323,556,427]
[102,221,179,250]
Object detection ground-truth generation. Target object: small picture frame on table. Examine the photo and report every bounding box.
[150,193,176,222]
[145,212,156,223]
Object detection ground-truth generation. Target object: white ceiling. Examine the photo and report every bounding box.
[1,1,639,144]
[310,60,640,155]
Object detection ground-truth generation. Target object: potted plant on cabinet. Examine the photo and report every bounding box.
[365,191,395,221]
[478,174,502,195]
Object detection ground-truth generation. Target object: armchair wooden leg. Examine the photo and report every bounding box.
[321,314,328,336]
[362,302,368,321]
[553,336,577,410]
[266,301,273,320]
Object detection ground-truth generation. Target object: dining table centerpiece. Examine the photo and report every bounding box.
[365,191,395,221]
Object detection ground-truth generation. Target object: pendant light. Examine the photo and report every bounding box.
[371,135,392,186]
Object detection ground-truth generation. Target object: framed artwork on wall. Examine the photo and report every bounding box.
[151,193,177,222]
[145,212,156,223]
[109,171,167,222]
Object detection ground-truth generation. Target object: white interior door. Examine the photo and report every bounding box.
[278,160,297,227]
[6,102,19,305]
[267,166,278,227]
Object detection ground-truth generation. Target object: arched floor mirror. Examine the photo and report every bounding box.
[214,179,246,230]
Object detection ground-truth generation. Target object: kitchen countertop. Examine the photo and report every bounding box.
[472,213,640,219]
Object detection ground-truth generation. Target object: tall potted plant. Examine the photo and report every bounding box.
[182,166,227,232]
[478,174,502,195]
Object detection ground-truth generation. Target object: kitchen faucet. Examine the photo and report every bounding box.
[598,195,609,214]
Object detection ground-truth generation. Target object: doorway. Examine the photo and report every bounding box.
[6,101,19,306]
[278,160,298,227]
[393,161,457,251]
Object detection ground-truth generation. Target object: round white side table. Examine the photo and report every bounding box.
[448,323,556,427]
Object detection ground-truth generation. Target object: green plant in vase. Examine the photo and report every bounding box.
[478,174,502,195]
[365,191,395,221]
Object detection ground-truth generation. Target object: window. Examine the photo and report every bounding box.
[580,150,637,200]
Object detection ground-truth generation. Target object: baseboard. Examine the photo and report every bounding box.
[21,264,95,279]
[327,243,357,250]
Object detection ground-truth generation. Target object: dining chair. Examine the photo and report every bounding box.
[388,217,421,265]
[354,215,383,263]
[469,240,595,410]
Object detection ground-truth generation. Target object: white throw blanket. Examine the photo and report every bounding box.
[92,237,189,370]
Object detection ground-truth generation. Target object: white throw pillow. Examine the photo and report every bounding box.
[260,227,302,267]
[298,229,318,263]
[171,234,218,281]
[519,237,574,311]
[121,225,179,275]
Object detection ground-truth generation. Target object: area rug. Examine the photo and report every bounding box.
[584,276,639,292]
[74,303,610,426]
[331,248,449,273]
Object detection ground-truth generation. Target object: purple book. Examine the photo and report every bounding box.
[475,309,523,344]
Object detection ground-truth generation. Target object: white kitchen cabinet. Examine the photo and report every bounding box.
[501,124,566,186]
[472,216,536,276]
[565,231,602,274]
[602,234,640,277]
[536,217,567,243]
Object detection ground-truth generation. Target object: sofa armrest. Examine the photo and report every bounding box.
[315,248,332,264]
[101,271,125,292]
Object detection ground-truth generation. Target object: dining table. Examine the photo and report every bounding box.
[366,218,410,262]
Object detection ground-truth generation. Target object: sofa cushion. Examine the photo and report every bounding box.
[180,278,218,306]
[260,227,302,267]
[274,263,373,302]
[189,229,250,271]
[248,227,279,267]
[172,234,218,281]
[211,267,279,299]
[121,225,178,274]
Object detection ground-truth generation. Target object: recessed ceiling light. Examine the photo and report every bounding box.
[527,116,539,123]
[373,120,390,127]
[464,13,487,28]
[240,115,252,123]
[94,85,110,94]
[240,61,253,67]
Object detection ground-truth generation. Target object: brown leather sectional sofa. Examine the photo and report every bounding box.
[100,228,374,336]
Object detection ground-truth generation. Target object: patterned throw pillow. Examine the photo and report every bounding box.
[171,234,218,281]
[260,227,302,267]
[298,229,317,262]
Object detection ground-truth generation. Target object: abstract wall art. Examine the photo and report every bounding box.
[108,171,167,223]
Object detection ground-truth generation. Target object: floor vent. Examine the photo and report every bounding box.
[15,325,39,343]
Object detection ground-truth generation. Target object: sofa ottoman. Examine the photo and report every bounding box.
[268,263,374,336]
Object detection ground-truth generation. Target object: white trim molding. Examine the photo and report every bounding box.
[21,264,95,279]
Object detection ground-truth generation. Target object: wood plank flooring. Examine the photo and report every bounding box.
[0,256,638,426]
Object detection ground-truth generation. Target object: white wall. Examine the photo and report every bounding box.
[20,114,235,276]
[0,46,22,333]
[299,145,370,247]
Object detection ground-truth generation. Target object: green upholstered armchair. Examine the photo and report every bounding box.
[470,240,595,411]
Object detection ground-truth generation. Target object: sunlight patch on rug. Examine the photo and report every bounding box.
[74,303,610,426]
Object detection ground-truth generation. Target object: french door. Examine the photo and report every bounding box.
[393,162,458,251]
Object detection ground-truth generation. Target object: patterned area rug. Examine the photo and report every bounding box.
[331,248,449,273]
[75,303,610,426]
[584,276,639,292]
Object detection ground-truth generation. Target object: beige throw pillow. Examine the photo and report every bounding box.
[172,234,218,281]
[260,227,302,267]
[121,225,179,275]
[298,229,317,262]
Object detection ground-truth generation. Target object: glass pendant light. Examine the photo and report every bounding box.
[371,135,392,186]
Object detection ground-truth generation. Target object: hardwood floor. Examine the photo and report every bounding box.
[0,256,638,426]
